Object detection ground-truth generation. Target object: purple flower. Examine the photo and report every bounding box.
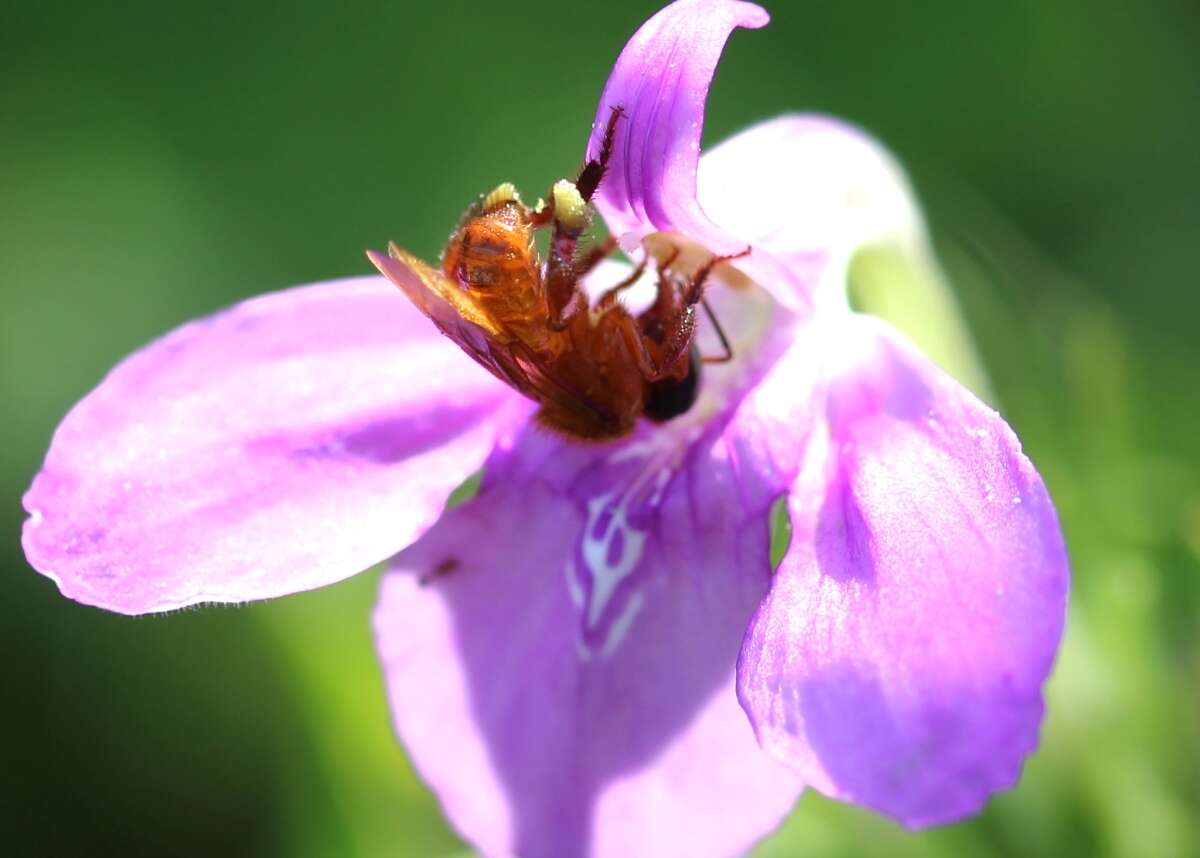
[21,1,1068,856]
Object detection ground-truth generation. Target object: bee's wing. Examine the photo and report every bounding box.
[372,244,501,336]
[369,246,615,428]
[368,246,554,402]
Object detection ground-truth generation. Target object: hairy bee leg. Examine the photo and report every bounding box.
[577,105,625,202]
[658,306,698,375]
[541,106,625,329]
[655,243,683,299]
[575,235,619,278]
[633,243,684,329]
[618,320,668,382]
[620,306,697,384]
[544,212,619,329]
[699,296,734,364]
[544,227,596,331]
[542,183,598,326]
[662,246,744,363]
[627,243,742,377]
[682,247,753,304]
[545,227,585,328]
[617,242,688,373]
[595,252,649,311]
[529,105,623,229]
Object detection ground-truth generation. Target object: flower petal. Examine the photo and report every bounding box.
[587,0,769,255]
[588,0,927,315]
[698,115,925,311]
[374,422,801,858]
[22,276,526,614]
[736,316,1069,826]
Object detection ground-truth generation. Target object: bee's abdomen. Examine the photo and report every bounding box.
[643,345,701,423]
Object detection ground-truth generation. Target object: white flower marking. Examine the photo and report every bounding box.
[565,433,682,660]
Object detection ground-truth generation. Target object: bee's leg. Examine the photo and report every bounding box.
[595,252,649,312]
[625,245,745,376]
[630,241,685,344]
[545,234,586,331]
[620,307,697,384]
[528,104,623,229]
[660,247,746,362]
[575,235,619,278]
[644,245,683,322]
[542,184,597,328]
[544,219,619,329]
[699,296,733,364]
[681,247,752,305]
[541,105,626,328]
[657,307,699,378]
[577,105,625,202]
[544,217,586,328]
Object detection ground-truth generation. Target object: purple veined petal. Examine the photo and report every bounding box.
[374,420,801,858]
[587,1,923,316]
[736,315,1069,827]
[587,0,769,256]
[22,276,528,615]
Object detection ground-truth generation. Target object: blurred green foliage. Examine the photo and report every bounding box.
[2,1,1197,855]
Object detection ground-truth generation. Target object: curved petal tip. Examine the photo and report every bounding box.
[588,0,769,253]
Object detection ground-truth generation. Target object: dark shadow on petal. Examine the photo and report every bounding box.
[794,661,1042,827]
[814,466,876,583]
[244,401,496,466]
[796,662,903,800]
[339,402,495,464]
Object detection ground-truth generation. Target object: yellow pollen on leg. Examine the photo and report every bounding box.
[482,182,520,211]
[552,179,589,231]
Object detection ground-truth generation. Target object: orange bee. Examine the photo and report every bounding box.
[368,108,742,441]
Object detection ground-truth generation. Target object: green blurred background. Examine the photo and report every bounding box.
[2,1,1197,855]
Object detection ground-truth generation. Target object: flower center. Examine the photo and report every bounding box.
[563,240,793,660]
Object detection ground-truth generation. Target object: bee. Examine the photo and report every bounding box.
[368,107,743,441]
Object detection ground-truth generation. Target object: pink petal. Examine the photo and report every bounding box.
[374,423,800,858]
[589,2,926,315]
[587,0,769,256]
[22,276,526,614]
[698,115,924,311]
[736,317,1069,826]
